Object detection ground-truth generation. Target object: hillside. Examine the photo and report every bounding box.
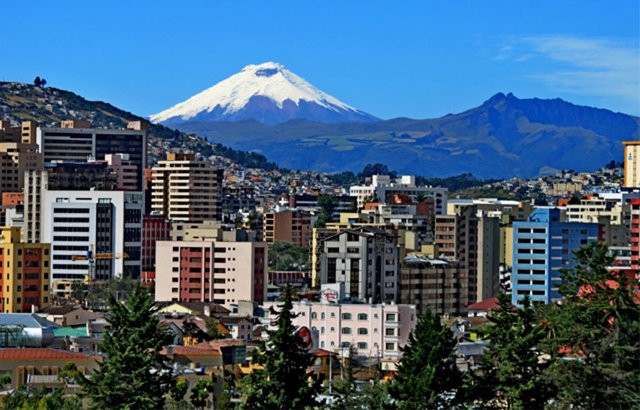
[175,93,640,178]
[0,82,278,170]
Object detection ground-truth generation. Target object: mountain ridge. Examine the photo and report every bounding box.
[174,92,639,179]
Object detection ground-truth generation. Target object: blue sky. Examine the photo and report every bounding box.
[2,1,638,119]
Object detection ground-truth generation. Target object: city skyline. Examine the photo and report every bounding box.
[1,1,638,120]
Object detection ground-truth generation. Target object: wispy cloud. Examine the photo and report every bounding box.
[498,35,639,113]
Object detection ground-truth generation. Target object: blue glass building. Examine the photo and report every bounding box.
[511,208,599,306]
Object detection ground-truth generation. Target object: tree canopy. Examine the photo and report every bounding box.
[242,283,321,409]
[77,284,174,409]
[389,309,463,409]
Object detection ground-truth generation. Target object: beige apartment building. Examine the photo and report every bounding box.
[624,141,640,188]
[0,121,42,193]
[435,206,501,305]
[151,153,223,223]
[154,240,267,309]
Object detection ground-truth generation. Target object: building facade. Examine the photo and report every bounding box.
[263,208,315,248]
[399,255,468,316]
[623,141,640,188]
[0,227,50,313]
[151,153,223,223]
[511,207,599,305]
[36,122,147,190]
[318,227,398,304]
[263,299,417,361]
[41,190,143,286]
[154,240,267,309]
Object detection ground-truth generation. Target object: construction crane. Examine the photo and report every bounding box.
[70,246,129,308]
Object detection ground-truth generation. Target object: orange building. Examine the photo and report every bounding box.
[0,227,51,313]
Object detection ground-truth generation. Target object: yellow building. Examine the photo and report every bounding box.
[0,227,51,313]
[624,141,640,188]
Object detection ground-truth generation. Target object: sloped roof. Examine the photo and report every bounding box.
[467,297,500,311]
[0,348,94,360]
[161,345,221,357]
[0,314,59,328]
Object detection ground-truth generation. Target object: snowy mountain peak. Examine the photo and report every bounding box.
[150,62,378,125]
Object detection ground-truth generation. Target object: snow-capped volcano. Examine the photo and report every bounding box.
[150,62,378,125]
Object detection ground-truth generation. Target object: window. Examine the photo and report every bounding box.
[341,327,352,335]
[342,313,352,320]
[357,313,368,321]
[330,312,335,318]
[385,313,396,321]
[321,327,325,334]
[385,328,395,336]
[358,328,368,335]
[311,312,317,319]
[357,342,368,350]
[385,342,395,351]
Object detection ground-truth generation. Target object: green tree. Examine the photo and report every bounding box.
[4,387,82,410]
[543,242,640,408]
[190,379,214,409]
[318,193,338,222]
[205,317,222,340]
[242,283,321,409]
[77,284,174,409]
[472,294,554,410]
[268,241,309,272]
[389,309,463,409]
[169,379,188,405]
[331,346,359,409]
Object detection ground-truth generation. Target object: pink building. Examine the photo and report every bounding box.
[102,153,139,191]
[155,240,267,310]
[263,299,416,361]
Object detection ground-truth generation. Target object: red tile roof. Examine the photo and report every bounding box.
[0,348,95,360]
[467,297,500,311]
[161,345,221,357]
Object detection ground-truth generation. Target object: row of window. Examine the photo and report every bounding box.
[318,340,396,351]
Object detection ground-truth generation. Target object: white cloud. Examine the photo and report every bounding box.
[500,35,640,113]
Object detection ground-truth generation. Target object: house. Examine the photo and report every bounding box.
[218,316,253,341]
[467,297,500,317]
[0,348,99,391]
[37,304,102,327]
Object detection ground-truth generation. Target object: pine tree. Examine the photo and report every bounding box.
[78,284,174,409]
[472,293,554,409]
[389,309,463,410]
[242,283,321,409]
[544,242,640,408]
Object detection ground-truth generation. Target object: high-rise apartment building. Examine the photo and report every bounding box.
[151,153,223,223]
[400,255,468,315]
[0,142,42,193]
[318,227,398,303]
[154,240,267,309]
[263,208,315,248]
[623,141,640,188]
[0,227,51,313]
[41,191,143,287]
[36,121,147,190]
[435,206,501,304]
[511,208,599,306]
